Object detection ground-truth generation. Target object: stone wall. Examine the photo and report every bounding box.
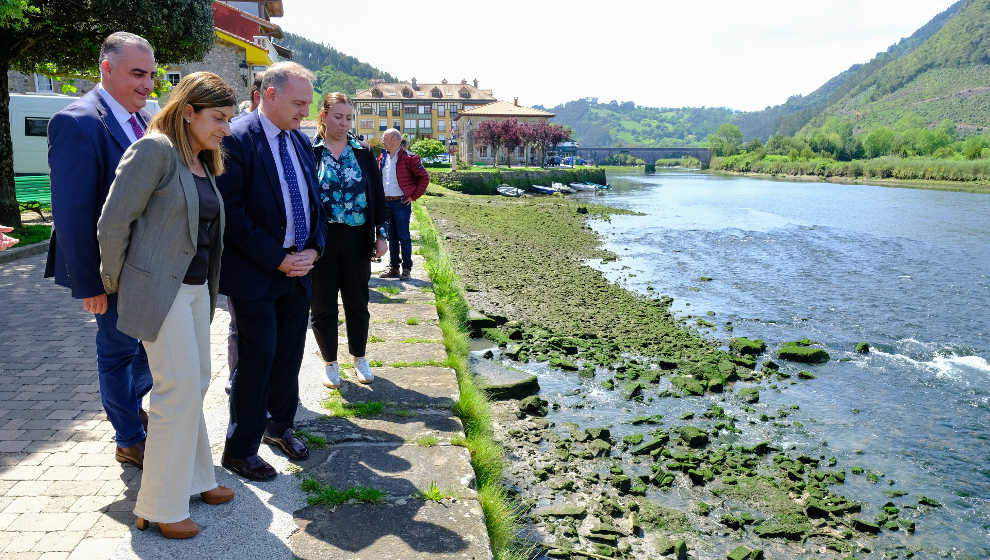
[430,168,608,195]
[162,39,251,105]
[7,71,95,95]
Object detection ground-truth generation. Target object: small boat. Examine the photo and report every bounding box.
[584,182,612,190]
[528,184,556,195]
[553,182,575,194]
[569,182,596,191]
[496,185,524,197]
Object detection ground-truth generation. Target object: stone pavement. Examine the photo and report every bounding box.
[0,250,491,559]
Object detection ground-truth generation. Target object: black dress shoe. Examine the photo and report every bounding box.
[262,429,310,461]
[221,453,276,481]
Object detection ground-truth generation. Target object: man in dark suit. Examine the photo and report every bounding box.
[45,32,156,468]
[217,61,325,481]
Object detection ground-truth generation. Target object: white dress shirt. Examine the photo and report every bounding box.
[381,150,403,197]
[97,84,142,144]
[258,111,312,249]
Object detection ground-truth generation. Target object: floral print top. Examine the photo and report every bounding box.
[315,136,368,227]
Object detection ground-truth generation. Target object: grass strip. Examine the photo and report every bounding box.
[378,285,402,295]
[9,224,51,245]
[413,202,529,560]
[301,478,385,506]
[320,390,386,418]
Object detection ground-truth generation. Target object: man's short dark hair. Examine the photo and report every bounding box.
[99,32,153,64]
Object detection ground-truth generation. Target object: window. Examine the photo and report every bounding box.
[393,120,400,129]
[359,103,374,115]
[418,119,431,129]
[380,119,387,128]
[378,105,387,116]
[439,134,446,142]
[25,117,49,137]
[437,120,446,131]
[388,92,397,96]
[404,105,418,115]
[405,119,416,130]
[437,106,446,117]
[418,105,429,114]
[165,72,181,86]
[359,119,375,129]
[479,146,487,158]
[34,74,54,93]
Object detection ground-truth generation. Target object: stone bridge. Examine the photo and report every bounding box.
[577,147,713,168]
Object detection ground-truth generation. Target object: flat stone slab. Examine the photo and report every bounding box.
[368,303,438,323]
[336,366,458,408]
[364,341,448,365]
[298,410,464,444]
[470,357,540,400]
[290,499,491,560]
[353,322,444,342]
[369,289,437,305]
[307,444,476,498]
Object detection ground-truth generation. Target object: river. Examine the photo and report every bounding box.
[570,170,989,556]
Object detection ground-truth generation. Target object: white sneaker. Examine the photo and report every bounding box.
[322,362,341,388]
[353,357,374,384]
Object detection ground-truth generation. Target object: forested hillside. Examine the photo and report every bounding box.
[733,0,968,139]
[536,98,735,147]
[276,32,396,95]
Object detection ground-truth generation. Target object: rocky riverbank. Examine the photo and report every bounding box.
[421,186,945,559]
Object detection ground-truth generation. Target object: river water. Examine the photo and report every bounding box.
[564,170,989,556]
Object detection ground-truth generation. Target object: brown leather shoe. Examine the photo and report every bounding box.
[200,485,234,505]
[221,452,276,481]
[115,440,145,469]
[400,267,411,279]
[379,267,400,279]
[263,429,310,461]
[136,516,199,539]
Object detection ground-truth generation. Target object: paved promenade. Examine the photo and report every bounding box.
[0,250,490,559]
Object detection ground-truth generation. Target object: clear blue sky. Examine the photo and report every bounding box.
[276,0,959,111]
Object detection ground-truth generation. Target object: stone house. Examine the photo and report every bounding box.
[453,99,555,166]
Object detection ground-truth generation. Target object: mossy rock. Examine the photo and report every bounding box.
[679,426,710,448]
[587,439,613,458]
[851,518,881,534]
[855,342,870,353]
[622,434,644,446]
[631,414,662,425]
[621,381,644,400]
[655,538,688,559]
[752,519,809,540]
[630,433,668,456]
[738,387,760,404]
[518,395,549,417]
[534,503,587,518]
[728,546,764,560]
[609,474,632,492]
[585,427,612,442]
[797,370,816,380]
[777,342,830,364]
[671,376,705,396]
[728,354,757,369]
[687,468,714,485]
[730,337,766,356]
[549,356,579,371]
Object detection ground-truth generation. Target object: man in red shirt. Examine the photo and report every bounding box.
[378,129,429,279]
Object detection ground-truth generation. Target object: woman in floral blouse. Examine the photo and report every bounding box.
[310,92,387,387]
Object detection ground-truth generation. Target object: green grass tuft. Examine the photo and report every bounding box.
[8,224,51,246]
[378,285,401,295]
[320,393,386,418]
[416,435,438,447]
[390,360,446,367]
[294,429,328,449]
[417,480,451,502]
[301,478,385,506]
[405,317,421,325]
[402,338,442,344]
[368,335,386,343]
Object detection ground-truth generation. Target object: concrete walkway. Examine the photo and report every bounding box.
[0,250,490,559]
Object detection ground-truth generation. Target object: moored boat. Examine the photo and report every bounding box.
[529,184,556,195]
[569,182,596,191]
[496,184,524,197]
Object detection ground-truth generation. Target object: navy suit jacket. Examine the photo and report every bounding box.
[44,89,150,299]
[216,111,325,300]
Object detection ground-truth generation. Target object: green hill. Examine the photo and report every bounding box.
[276,32,396,95]
[536,98,735,147]
[734,0,968,139]
[799,0,990,134]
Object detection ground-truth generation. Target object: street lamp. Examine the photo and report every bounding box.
[238,60,249,86]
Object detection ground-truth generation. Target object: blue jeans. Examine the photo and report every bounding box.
[94,294,153,448]
[385,200,413,270]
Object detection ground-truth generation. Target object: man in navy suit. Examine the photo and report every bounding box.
[217,61,325,480]
[44,32,156,468]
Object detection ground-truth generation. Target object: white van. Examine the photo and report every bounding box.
[9,93,161,175]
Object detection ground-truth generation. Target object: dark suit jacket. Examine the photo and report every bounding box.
[44,89,151,299]
[312,136,386,256]
[216,111,325,301]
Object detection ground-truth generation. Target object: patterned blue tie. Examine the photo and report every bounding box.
[278,131,308,249]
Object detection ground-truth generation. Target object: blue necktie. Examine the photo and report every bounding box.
[278,131,308,249]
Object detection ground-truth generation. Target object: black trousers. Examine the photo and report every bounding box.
[225,280,310,458]
[311,223,371,361]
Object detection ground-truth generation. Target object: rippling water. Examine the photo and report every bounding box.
[576,170,990,556]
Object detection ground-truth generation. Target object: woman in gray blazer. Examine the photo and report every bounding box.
[97,72,236,540]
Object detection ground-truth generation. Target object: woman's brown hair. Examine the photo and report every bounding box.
[316,91,352,139]
[147,72,236,175]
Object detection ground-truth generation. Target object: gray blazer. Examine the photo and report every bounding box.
[97,134,225,342]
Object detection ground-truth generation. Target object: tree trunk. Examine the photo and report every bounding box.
[0,60,22,228]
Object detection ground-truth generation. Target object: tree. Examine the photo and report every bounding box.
[408,138,445,162]
[474,120,504,166]
[707,123,743,156]
[0,0,216,227]
[496,120,523,168]
[520,122,572,167]
[314,67,368,96]
[863,127,896,158]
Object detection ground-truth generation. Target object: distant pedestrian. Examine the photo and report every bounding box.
[45,31,155,470]
[97,71,237,540]
[378,128,429,279]
[309,92,387,387]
